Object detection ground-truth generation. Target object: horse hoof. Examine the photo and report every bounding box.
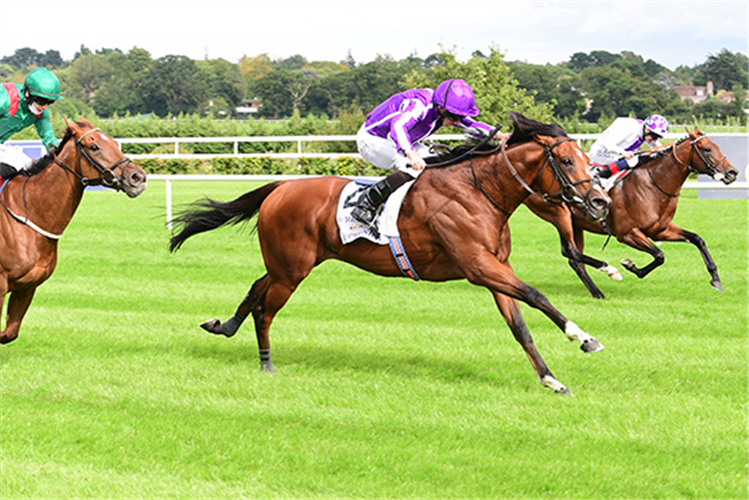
[556,386,574,396]
[200,318,223,334]
[607,266,623,281]
[711,279,723,292]
[261,361,277,374]
[581,338,605,353]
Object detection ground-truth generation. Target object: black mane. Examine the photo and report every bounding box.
[425,111,568,167]
[20,129,74,177]
[505,111,568,146]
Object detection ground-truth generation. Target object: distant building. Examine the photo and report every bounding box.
[673,81,714,103]
[236,98,262,115]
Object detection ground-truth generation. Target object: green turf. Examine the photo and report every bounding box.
[1,180,747,499]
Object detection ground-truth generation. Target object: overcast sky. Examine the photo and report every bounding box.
[2,0,747,70]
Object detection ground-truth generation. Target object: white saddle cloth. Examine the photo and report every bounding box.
[336,180,415,245]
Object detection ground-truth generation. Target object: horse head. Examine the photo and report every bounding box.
[676,128,739,185]
[61,117,147,198]
[532,134,611,221]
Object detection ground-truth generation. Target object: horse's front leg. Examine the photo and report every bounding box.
[652,224,723,292]
[617,229,665,279]
[492,292,572,395]
[463,255,605,354]
[0,287,37,344]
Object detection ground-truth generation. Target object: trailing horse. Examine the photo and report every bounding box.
[169,112,611,395]
[1,118,147,344]
[524,128,739,299]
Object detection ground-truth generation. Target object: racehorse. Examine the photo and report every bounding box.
[524,128,739,299]
[1,118,147,344]
[169,112,611,395]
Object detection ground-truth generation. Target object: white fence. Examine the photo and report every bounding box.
[9,133,748,230]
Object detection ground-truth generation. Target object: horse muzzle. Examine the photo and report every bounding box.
[121,164,148,198]
[582,185,611,222]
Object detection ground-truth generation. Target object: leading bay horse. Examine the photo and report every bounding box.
[524,128,739,299]
[169,112,611,395]
[1,118,147,344]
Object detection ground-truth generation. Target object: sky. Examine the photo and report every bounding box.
[1,0,747,70]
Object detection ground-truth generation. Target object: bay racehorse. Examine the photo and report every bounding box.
[1,118,147,344]
[169,112,611,395]
[524,128,739,299]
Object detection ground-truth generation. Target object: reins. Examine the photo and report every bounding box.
[473,136,598,215]
[643,134,727,198]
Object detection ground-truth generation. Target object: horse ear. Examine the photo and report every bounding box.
[79,117,94,127]
[64,116,81,136]
[687,128,699,140]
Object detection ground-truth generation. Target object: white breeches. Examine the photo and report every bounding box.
[0,144,34,172]
[356,125,428,178]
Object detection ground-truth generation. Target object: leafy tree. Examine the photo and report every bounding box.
[65,53,114,105]
[404,47,554,126]
[142,55,209,116]
[698,49,749,91]
[196,58,245,110]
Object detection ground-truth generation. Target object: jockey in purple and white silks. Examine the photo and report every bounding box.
[589,115,669,179]
[352,79,509,233]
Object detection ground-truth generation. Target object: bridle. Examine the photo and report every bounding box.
[54,127,133,190]
[646,134,729,198]
[473,137,599,215]
[1,127,133,239]
[670,134,728,178]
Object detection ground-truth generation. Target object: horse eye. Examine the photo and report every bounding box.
[562,157,572,166]
[90,144,100,151]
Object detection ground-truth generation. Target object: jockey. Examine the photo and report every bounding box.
[351,78,510,232]
[0,68,63,183]
[589,115,669,179]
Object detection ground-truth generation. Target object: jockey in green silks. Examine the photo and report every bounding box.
[0,68,64,182]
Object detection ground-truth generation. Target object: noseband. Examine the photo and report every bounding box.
[54,128,132,190]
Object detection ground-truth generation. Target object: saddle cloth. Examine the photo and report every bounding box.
[336,180,415,245]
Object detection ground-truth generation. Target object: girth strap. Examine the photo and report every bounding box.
[388,236,420,281]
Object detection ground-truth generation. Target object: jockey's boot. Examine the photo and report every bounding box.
[0,163,19,183]
[594,165,613,179]
[351,170,415,233]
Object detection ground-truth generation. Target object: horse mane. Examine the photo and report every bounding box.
[20,128,75,177]
[425,111,568,167]
[505,111,568,146]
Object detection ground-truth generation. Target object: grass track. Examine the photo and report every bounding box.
[1,180,747,499]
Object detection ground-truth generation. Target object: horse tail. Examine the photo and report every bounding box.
[169,181,281,252]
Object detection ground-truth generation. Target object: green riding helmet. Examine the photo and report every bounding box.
[24,68,64,101]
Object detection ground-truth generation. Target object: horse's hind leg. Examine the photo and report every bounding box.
[0,288,37,344]
[653,224,723,292]
[200,274,279,372]
[493,292,572,395]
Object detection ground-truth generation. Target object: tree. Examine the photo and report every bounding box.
[404,47,554,126]
[196,58,245,109]
[66,53,114,105]
[699,49,749,91]
[142,55,209,116]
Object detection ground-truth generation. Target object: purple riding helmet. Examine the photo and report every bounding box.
[433,79,480,117]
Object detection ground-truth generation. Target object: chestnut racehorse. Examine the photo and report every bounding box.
[524,128,739,299]
[1,118,147,344]
[169,113,611,395]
